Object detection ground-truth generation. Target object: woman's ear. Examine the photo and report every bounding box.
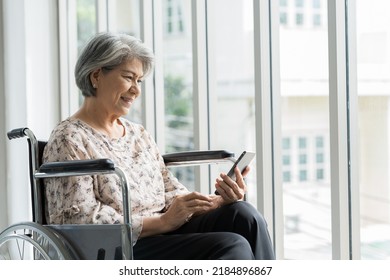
[90,68,101,88]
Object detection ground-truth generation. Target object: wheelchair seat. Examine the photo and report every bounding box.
[0,127,235,260]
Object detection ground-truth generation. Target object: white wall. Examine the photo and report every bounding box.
[1,0,60,229]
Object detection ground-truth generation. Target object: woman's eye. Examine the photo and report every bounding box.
[124,75,142,85]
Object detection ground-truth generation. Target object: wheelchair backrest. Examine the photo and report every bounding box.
[27,139,48,225]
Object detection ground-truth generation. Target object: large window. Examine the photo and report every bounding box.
[59,0,390,260]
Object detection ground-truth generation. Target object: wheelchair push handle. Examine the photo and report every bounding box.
[7,127,28,140]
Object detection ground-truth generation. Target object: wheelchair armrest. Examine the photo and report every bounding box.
[163,150,235,167]
[36,159,131,226]
[36,159,116,178]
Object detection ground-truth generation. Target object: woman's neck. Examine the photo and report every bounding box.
[73,100,124,139]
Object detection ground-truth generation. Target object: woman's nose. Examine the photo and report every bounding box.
[129,83,141,97]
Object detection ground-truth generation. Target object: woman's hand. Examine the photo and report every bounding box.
[141,192,222,238]
[214,166,250,204]
[160,192,213,231]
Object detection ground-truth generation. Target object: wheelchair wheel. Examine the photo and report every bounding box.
[0,222,75,260]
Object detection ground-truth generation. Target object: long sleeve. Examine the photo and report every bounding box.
[43,129,124,226]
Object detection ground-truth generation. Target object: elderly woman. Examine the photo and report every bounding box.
[43,32,275,260]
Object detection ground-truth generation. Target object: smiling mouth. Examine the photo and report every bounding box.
[121,96,134,105]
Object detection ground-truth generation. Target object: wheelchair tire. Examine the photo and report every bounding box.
[0,222,75,260]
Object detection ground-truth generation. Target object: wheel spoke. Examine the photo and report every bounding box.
[0,223,74,260]
[15,235,23,259]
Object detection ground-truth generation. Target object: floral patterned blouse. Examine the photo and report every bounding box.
[42,117,189,244]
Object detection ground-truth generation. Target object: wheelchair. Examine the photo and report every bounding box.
[0,127,235,260]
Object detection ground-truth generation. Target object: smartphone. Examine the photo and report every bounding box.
[227,151,256,180]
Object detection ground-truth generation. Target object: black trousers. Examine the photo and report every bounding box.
[133,201,275,260]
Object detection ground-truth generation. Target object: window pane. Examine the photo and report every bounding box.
[313,14,321,26]
[295,0,304,8]
[299,170,307,181]
[313,0,320,9]
[77,0,96,52]
[283,137,291,149]
[316,136,324,148]
[165,0,186,36]
[280,12,288,25]
[356,0,390,260]
[298,137,307,148]
[207,0,257,204]
[162,0,195,189]
[316,169,324,180]
[280,0,331,259]
[316,153,324,163]
[284,171,292,182]
[296,13,304,25]
[299,154,307,164]
[77,0,97,106]
[283,155,291,165]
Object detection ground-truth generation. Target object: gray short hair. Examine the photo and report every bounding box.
[75,32,154,97]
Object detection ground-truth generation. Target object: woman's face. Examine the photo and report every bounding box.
[91,58,144,118]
